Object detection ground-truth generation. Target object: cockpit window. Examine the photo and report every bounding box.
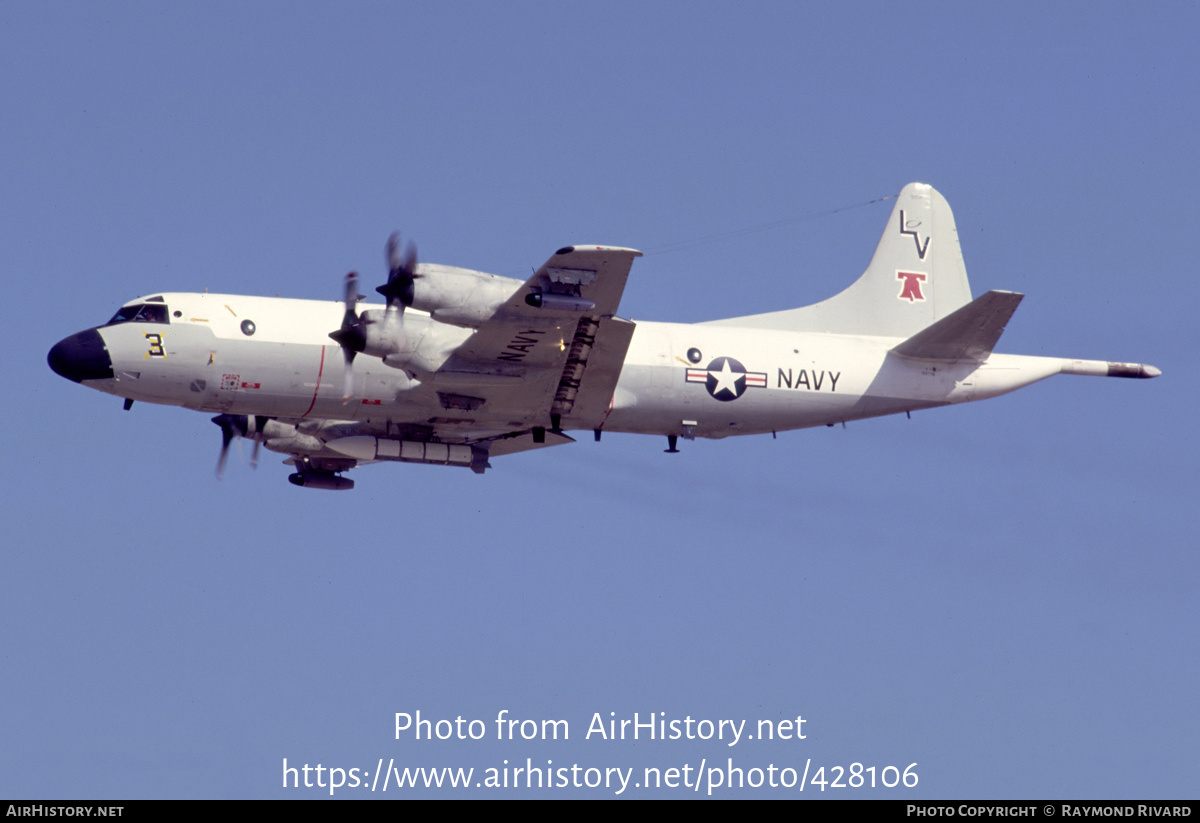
[105,303,170,326]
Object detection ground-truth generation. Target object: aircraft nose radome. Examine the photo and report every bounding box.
[48,329,114,383]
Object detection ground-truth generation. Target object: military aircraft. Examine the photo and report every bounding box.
[48,183,1159,490]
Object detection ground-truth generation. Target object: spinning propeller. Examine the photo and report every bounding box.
[328,233,418,402]
[378,232,419,315]
[328,272,368,402]
[212,414,266,479]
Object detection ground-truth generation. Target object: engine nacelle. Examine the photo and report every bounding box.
[412,264,523,328]
[264,434,325,454]
[355,310,408,359]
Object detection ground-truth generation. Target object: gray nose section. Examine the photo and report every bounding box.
[48,329,114,382]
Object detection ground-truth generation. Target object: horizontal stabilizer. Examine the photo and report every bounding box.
[890,290,1024,363]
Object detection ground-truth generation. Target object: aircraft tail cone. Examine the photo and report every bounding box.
[1060,360,1162,379]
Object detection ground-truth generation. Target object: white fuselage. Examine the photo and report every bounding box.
[81,291,1062,441]
[49,184,1157,488]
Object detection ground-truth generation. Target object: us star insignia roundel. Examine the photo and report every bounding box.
[685,356,767,402]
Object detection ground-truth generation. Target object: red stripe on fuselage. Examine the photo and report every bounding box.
[302,345,327,418]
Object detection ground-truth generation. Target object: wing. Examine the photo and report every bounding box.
[436,245,641,430]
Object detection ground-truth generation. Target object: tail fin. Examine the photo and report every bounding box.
[705,182,974,336]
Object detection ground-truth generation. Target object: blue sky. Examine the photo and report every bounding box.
[4,2,1196,798]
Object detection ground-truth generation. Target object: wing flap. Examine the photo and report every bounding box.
[555,316,636,427]
[485,429,576,457]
